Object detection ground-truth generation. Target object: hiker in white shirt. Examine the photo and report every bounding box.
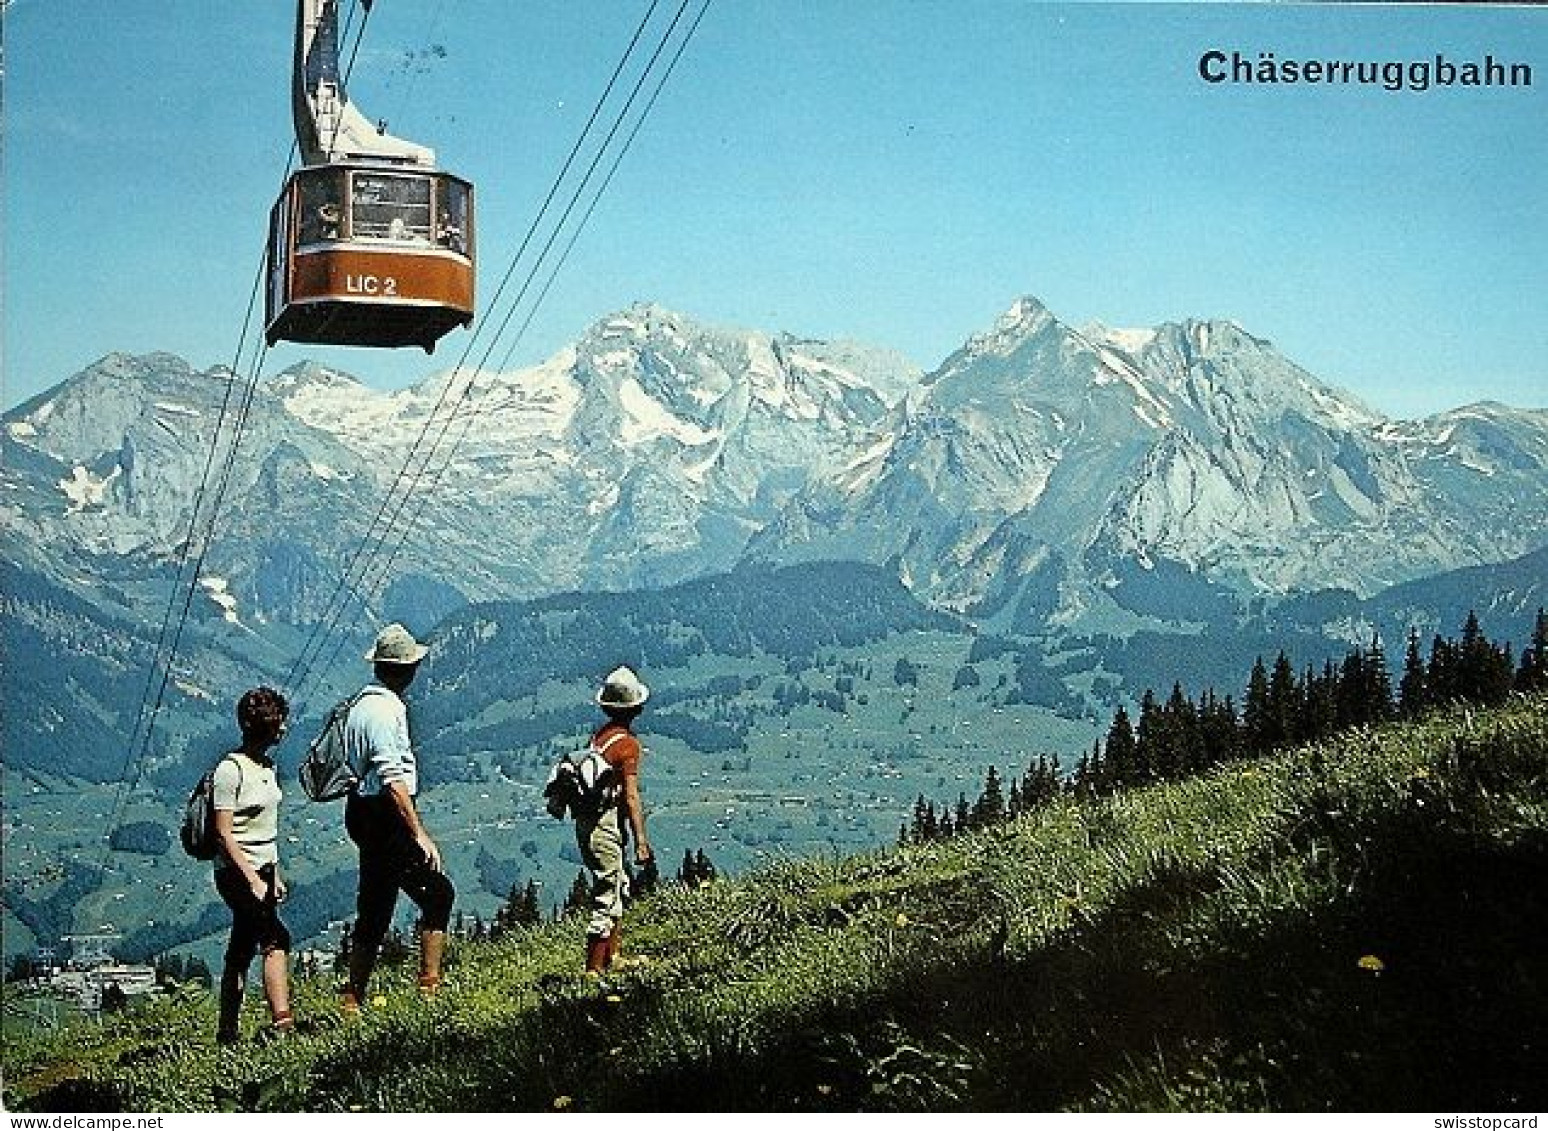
[212,686,293,1044]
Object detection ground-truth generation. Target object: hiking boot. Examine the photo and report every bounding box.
[215,1028,240,1047]
[585,933,611,974]
[417,974,442,998]
[338,988,362,1017]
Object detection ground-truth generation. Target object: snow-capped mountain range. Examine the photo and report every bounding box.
[4,296,1546,643]
[753,297,1548,620]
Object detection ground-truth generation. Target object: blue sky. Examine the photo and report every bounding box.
[5,1,1545,417]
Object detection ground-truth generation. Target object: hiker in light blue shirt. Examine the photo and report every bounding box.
[338,624,454,1014]
[343,684,418,796]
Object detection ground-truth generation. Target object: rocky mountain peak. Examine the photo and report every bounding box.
[956,295,1060,360]
[3,297,1543,652]
[266,360,366,398]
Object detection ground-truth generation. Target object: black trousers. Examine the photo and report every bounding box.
[345,793,455,956]
[215,862,292,967]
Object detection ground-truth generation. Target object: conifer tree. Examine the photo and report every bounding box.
[1518,608,1548,691]
[973,765,1006,826]
[564,870,590,916]
[910,795,929,841]
[1365,634,1394,722]
[1164,682,1201,778]
[517,880,542,926]
[1458,611,1489,701]
[1243,657,1272,754]
[1454,611,1514,704]
[1336,648,1369,728]
[1134,690,1162,783]
[1104,707,1137,788]
[1268,652,1300,747]
[1022,754,1061,809]
[1428,633,1458,705]
[1307,660,1340,740]
[1197,689,1239,769]
[1400,627,1428,717]
[1071,746,1098,800]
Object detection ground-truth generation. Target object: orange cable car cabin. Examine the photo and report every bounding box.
[265,0,475,353]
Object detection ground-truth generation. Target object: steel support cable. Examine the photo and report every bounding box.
[282,1,669,700]
[202,0,377,699]
[95,267,272,880]
[113,206,287,782]
[282,1,668,701]
[95,5,374,878]
[287,0,695,704]
[496,1,712,377]
[380,0,713,608]
[291,0,711,714]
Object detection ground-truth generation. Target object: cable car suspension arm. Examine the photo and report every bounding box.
[294,0,432,167]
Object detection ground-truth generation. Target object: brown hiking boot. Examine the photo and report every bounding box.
[585,933,611,974]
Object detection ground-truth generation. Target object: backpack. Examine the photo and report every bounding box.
[543,732,628,820]
[180,755,240,861]
[299,686,386,802]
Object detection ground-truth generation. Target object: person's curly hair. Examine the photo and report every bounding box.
[236,686,289,740]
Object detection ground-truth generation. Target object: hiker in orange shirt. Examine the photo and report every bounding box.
[576,666,656,974]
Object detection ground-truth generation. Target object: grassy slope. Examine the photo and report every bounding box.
[5,696,1545,1113]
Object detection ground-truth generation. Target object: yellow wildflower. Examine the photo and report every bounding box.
[1357,955,1385,974]
[553,1095,574,1111]
[895,913,910,928]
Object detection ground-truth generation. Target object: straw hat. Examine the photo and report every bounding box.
[596,665,649,708]
[365,623,429,665]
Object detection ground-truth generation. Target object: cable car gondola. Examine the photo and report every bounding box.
[265,0,474,353]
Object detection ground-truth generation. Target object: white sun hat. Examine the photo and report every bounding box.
[365,623,429,665]
[596,665,650,708]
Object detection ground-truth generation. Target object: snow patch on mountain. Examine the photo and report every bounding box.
[59,465,121,514]
[1087,324,1158,355]
[618,376,719,447]
[199,576,241,625]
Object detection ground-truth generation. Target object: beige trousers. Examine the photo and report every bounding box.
[576,804,629,938]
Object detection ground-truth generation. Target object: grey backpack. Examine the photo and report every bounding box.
[299,687,386,802]
[543,733,626,819]
[181,755,239,860]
